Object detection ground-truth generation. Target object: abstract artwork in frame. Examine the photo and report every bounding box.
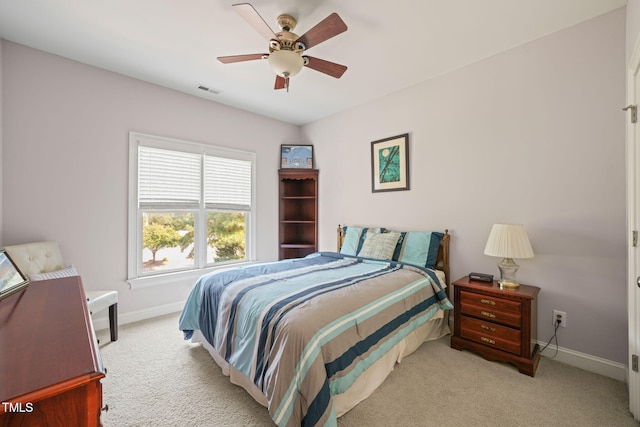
[371,133,409,192]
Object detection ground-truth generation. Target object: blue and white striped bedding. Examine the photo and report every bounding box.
[179,252,452,427]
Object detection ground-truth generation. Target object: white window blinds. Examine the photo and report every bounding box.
[138,146,201,209]
[138,145,253,211]
[205,156,252,211]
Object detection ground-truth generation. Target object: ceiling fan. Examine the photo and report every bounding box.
[217,3,348,91]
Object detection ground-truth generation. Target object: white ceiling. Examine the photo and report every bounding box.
[0,0,627,125]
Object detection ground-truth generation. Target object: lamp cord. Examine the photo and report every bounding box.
[539,319,561,358]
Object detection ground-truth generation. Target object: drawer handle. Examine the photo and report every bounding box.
[480,298,496,306]
[480,311,496,319]
[102,404,109,412]
[481,337,496,345]
[480,324,496,332]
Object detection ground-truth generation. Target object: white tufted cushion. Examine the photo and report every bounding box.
[4,241,65,276]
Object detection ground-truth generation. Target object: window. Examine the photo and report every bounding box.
[128,133,256,287]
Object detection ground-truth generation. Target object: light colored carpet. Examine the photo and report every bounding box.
[96,313,637,427]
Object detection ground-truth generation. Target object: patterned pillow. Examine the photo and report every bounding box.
[392,231,443,269]
[29,265,78,281]
[358,231,401,260]
[340,226,383,256]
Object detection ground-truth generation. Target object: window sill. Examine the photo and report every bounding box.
[127,261,257,289]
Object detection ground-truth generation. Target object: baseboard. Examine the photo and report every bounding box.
[447,314,627,382]
[91,301,185,332]
[538,340,627,382]
[93,308,628,382]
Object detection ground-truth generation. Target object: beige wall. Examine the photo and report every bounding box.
[302,8,627,363]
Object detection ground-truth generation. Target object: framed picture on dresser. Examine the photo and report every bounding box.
[0,250,29,301]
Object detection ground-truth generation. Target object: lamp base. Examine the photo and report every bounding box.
[498,280,520,289]
[497,258,520,288]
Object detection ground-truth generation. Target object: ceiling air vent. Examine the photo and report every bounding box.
[197,85,221,95]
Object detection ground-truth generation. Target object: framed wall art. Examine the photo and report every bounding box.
[371,133,409,192]
[281,145,314,169]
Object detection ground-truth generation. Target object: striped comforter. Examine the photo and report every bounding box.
[179,252,452,427]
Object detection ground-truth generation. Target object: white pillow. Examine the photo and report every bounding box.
[358,232,400,260]
[29,265,78,281]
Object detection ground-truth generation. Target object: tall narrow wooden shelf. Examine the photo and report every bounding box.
[279,169,318,260]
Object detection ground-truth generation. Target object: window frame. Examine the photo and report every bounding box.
[127,132,256,289]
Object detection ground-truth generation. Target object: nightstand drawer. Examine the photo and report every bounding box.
[460,300,522,328]
[459,316,521,355]
[459,290,521,314]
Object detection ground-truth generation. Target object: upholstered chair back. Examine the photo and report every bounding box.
[4,241,65,276]
[4,240,119,342]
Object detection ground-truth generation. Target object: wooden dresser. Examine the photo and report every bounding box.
[450,276,541,376]
[0,276,105,426]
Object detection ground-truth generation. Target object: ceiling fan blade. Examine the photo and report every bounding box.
[217,53,266,64]
[297,13,347,50]
[274,75,286,90]
[304,56,347,78]
[233,3,276,41]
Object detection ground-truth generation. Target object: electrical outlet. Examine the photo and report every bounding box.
[553,310,567,328]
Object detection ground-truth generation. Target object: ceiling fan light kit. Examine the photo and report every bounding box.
[217,3,348,91]
[268,50,304,78]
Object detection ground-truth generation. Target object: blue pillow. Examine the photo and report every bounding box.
[392,231,443,269]
[340,226,382,256]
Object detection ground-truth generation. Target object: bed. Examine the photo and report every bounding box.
[179,225,452,427]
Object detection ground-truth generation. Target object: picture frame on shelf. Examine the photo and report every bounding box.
[371,133,409,192]
[281,144,314,169]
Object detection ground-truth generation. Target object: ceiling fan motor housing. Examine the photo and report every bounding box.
[269,36,304,54]
[270,14,305,53]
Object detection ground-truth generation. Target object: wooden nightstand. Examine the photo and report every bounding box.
[450,276,541,376]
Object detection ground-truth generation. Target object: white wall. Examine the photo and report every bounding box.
[302,9,627,363]
[628,2,640,64]
[1,41,299,315]
[0,8,629,365]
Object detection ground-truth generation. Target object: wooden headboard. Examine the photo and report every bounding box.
[336,225,450,286]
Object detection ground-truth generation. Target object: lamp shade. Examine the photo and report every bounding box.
[483,224,534,259]
[268,50,304,78]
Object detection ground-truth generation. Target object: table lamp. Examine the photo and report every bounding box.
[483,224,534,288]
